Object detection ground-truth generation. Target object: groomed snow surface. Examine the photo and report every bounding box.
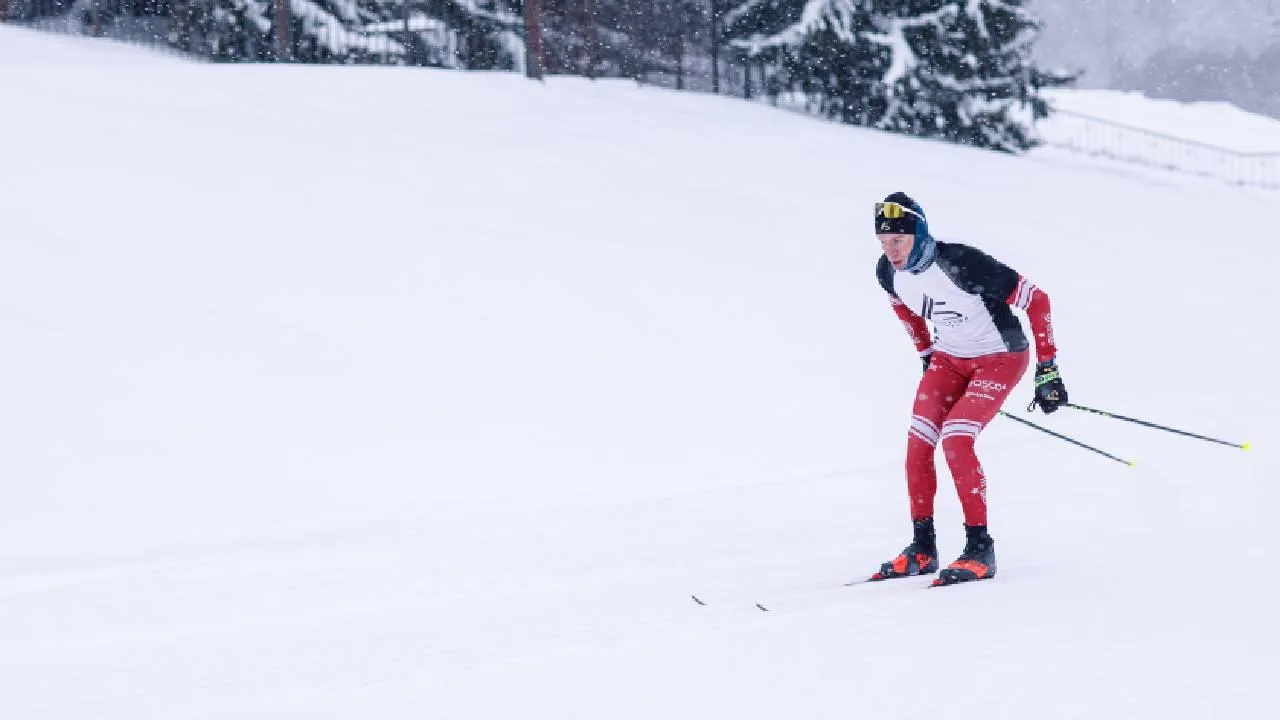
[1,25,1277,719]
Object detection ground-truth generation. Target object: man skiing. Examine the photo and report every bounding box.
[869,192,1066,587]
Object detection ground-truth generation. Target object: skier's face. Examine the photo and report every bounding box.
[879,233,914,270]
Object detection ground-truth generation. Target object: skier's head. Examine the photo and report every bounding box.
[876,192,935,272]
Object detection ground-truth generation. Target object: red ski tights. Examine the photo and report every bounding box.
[905,350,1029,526]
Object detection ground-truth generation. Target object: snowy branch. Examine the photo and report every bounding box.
[240,0,274,33]
[721,0,771,28]
[965,0,988,40]
[449,0,523,29]
[361,14,447,34]
[290,0,408,55]
[864,7,957,87]
[323,0,364,24]
[732,0,867,55]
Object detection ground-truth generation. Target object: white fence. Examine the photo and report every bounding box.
[1037,109,1280,190]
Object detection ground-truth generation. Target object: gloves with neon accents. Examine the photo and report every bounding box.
[1029,360,1067,414]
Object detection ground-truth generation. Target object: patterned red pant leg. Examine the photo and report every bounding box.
[905,353,970,521]
[937,351,1030,526]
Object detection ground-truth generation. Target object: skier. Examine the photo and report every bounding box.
[869,192,1066,587]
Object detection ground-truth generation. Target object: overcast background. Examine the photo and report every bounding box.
[1031,0,1280,117]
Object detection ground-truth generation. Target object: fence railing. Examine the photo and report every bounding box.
[1036,108,1280,190]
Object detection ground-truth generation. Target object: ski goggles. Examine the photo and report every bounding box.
[874,201,925,222]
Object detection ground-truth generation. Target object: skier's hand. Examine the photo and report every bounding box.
[1030,361,1067,413]
[922,352,933,374]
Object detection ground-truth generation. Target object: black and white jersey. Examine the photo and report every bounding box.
[877,242,1031,359]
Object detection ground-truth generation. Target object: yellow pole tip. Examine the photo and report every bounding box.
[1242,442,1251,451]
[1129,461,1137,468]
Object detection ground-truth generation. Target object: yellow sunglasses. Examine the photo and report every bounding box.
[875,201,925,221]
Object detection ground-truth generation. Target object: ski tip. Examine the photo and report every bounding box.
[1128,460,1137,467]
[1242,442,1252,451]
[691,594,707,606]
[755,603,770,612]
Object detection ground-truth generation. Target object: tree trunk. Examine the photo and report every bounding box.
[710,0,720,94]
[743,54,753,99]
[169,0,189,51]
[674,31,684,90]
[403,0,410,60]
[524,0,544,79]
[582,0,598,79]
[275,0,292,61]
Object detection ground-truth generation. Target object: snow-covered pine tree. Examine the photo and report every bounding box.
[726,1,887,123]
[727,0,1072,151]
[409,0,524,69]
[170,0,268,61]
[179,0,523,68]
[178,0,391,63]
[867,0,1073,151]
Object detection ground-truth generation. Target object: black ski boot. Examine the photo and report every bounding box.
[870,517,939,581]
[932,524,997,587]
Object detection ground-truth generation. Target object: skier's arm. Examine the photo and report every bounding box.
[1005,276,1057,364]
[999,268,1066,412]
[877,256,933,357]
[888,295,934,358]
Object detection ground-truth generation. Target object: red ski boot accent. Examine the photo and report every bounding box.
[870,518,939,581]
[930,525,996,587]
[871,550,938,581]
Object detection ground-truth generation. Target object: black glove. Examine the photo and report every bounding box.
[922,352,933,374]
[1029,361,1067,414]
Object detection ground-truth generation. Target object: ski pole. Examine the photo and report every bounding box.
[997,410,1135,467]
[1066,403,1250,451]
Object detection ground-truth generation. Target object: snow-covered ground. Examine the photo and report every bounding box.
[1,24,1276,719]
